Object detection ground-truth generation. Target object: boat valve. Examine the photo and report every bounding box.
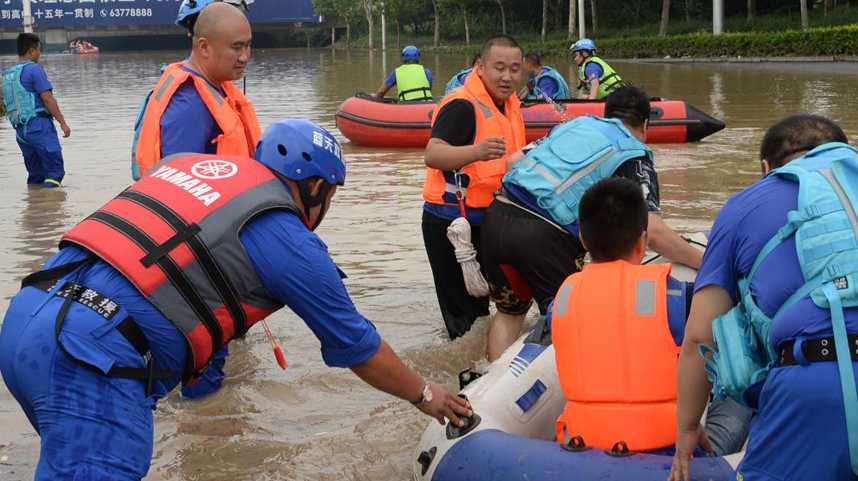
[417,446,436,476]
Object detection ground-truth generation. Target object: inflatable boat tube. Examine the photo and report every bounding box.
[413,234,743,481]
[335,94,725,148]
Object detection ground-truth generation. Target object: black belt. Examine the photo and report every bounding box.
[777,335,858,366]
[22,259,174,394]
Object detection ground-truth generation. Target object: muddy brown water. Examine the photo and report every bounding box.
[0,49,856,480]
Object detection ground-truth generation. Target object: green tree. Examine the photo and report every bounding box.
[313,0,358,46]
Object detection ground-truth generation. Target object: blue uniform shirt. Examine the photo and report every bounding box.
[41,208,381,398]
[16,63,57,138]
[19,62,51,110]
[384,67,433,89]
[695,175,858,350]
[530,73,559,99]
[159,66,222,158]
[584,62,604,81]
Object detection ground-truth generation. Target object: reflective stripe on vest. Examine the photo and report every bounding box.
[133,62,261,179]
[2,61,46,128]
[444,67,472,96]
[552,260,677,451]
[503,115,651,226]
[527,66,572,101]
[423,67,527,209]
[61,153,297,378]
[394,64,432,101]
[579,57,625,100]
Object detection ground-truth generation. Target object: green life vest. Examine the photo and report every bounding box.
[394,64,432,101]
[578,56,625,100]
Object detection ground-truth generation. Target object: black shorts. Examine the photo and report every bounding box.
[480,198,585,315]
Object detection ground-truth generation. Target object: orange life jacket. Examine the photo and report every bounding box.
[422,67,526,209]
[551,260,679,451]
[133,62,261,178]
[62,153,297,378]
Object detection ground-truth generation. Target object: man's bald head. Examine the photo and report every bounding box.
[193,2,250,41]
[189,1,252,83]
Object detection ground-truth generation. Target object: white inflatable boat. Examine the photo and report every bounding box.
[413,237,745,481]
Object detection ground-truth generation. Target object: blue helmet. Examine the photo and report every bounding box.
[176,0,252,28]
[255,119,346,187]
[402,45,420,63]
[570,38,596,54]
[176,0,214,27]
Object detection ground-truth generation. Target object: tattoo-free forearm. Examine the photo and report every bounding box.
[349,340,424,402]
[39,91,66,125]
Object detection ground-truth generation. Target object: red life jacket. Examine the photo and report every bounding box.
[61,153,298,378]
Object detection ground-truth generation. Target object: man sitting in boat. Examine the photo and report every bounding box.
[669,114,858,481]
[551,177,748,454]
[375,45,433,101]
[570,38,625,100]
[444,53,480,96]
[520,51,571,101]
[480,86,702,361]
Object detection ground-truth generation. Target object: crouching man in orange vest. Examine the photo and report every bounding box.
[551,177,750,456]
[422,34,527,340]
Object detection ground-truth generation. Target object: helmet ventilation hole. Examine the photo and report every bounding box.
[302,152,312,161]
[277,144,288,156]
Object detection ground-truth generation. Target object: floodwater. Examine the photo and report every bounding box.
[0,48,857,481]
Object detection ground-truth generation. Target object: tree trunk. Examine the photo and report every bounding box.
[800,0,809,30]
[541,0,548,41]
[331,26,336,48]
[346,20,352,47]
[824,0,833,15]
[396,20,401,49]
[496,0,507,34]
[659,0,670,36]
[363,0,374,49]
[684,0,691,22]
[432,0,440,47]
[463,6,471,46]
[747,0,756,20]
[590,0,597,33]
[568,0,577,39]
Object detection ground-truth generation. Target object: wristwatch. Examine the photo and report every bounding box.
[411,383,433,406]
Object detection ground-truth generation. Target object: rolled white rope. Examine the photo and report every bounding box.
[447,216,491,298]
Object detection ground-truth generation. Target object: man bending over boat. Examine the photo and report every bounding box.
[551,177,749,456]
[480,86,702,361]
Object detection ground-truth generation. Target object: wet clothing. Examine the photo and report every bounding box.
[481,133,661,315]
[422,71,526,338]
[9,62,64,185]
[697,171,858,480]
[0,170,380,481]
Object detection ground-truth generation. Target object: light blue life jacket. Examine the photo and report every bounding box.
[701,142,858,476]
[2,61,46,128]
[527,66,572,101]
[444,67,472,96]
[503,115,652,227]
[130,90,153,181]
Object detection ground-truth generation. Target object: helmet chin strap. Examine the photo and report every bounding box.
[297,179,332,231]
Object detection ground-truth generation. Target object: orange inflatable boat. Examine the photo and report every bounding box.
[335,93,725,147]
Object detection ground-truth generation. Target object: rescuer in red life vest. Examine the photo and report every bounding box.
[0,119,472,481]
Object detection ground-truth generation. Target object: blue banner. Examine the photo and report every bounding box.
[0,0,317,29]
